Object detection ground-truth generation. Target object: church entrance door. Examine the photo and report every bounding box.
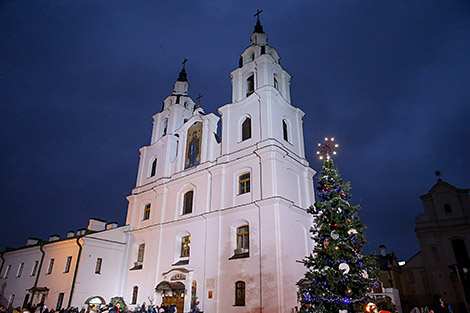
[162,294,184,313]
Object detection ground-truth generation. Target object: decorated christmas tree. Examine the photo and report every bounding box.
[298,138,378,313]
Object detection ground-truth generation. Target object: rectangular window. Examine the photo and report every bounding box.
[4,265,11,279]
[64,256,72,273]
[181,235,191,257]
[7,294,15,309]
[239,173,251,194]
[31,261,39,276]
[23,294,30,308]
[143,204,151,220]
[95,258,102,274]
[137,244,145,263]
[56,293,64,310]
[46,259,54,275]
[16,263,24,278]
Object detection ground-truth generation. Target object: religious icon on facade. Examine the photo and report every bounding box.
[185,122,202,169]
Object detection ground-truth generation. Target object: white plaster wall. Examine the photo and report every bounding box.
[0,247,43,308]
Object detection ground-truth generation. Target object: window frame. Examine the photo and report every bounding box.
[150,158,157,177]
[238,172,251,195]
[234,281,246,306]
[46,259,54,275]
[282,119,289,142]
[16,263,24,278]
[31,260,39,276]
[143,203,151,220]
[180,235,191,258]
[246,74,255,97]
[237,225,249,250]
[4,264,11,279]
[56,293,64,310]
[137,244,145,263]
[95,258,102,274]
[183,190,194,215]
[131,286,138,305]
[63,256,72,273]
[241,118,252,142]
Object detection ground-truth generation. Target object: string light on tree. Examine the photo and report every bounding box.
[317,137,339,160]
[297,137,378,313]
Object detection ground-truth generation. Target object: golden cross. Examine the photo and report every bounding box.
[196,93,203,108]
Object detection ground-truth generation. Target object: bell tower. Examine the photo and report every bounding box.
[219,14,306,159]
[135,62,196,188]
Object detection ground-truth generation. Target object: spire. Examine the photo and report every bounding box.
[250,10,268,46]
[173,59,189,96]
[253,9,264,33]
[177,58,188,82]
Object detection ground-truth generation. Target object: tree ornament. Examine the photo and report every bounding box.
[337,208,342,213]
[323,240,329,248]
[335,246,339,250]
[348,228,358,236]
[330,230,339,240]
[345,288,353,296]
[324,186,329,191]
[361,270,369,279]
[332,223,338,228]
[318,210,323,216]
[338,263,350,274]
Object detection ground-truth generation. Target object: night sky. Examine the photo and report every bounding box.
[1,1,469,262]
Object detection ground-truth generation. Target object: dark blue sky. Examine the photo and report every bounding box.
[1,1,469,261]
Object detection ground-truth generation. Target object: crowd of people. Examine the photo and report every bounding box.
[0,301,180,313]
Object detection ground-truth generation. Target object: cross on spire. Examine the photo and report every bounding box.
[254,9,263,21]
[196,93,203,108]
[435,170,442,182]
[182,58,188,69]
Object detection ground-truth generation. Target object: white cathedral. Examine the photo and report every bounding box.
[0,17,316,313]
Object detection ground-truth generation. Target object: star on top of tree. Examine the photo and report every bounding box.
[316,137,339,160]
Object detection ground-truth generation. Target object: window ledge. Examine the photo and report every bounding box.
[129,262,143,271]
[172,259,189,266]
[229,252,249,260]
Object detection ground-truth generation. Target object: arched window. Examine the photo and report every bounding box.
[137,244,145,262]
[183,191,194,215]
[246,74,254,97]
[452,239,469,263]
[143,204,151,220]
[235,281,245,306]
[274,76,279,89]
[150,158,157,177]
[241,118,251,141]
[444,203,452,213]
[181,235,191,257]
[131,286,138,304]
[237,225,249,252]
[282,120,288,142]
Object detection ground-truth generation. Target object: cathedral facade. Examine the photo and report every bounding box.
[0,18,316,313]
[124,18,315,313]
